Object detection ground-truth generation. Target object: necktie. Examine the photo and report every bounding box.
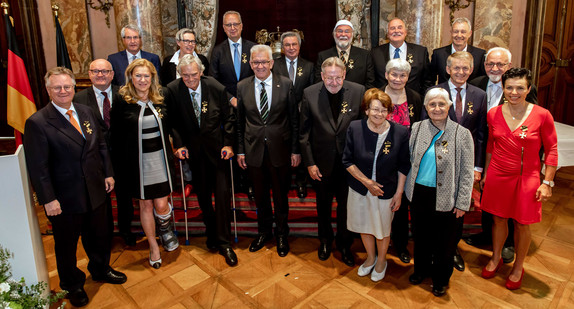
[66,110,83,135]
[455,87,463,122]
[260,82,269,123]
[288,60,295,84]
[393,48,400,59]
[233,43,241,81]
[340,50,347,65]
[102,91,111,127]
[191,92,201,125]
[130,55,137,64]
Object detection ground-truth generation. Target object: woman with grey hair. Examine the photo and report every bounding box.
[383,58,423,128]
[160,28,209,86]
[405,87,474,297]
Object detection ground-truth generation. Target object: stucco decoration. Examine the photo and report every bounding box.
[337,0,372,49]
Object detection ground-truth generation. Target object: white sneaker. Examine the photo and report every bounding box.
[358,258,377,277]
[371,260,388,282]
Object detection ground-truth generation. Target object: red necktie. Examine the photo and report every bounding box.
[455,87,463,122]
[102,91,111,127]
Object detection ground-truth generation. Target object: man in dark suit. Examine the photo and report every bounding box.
[236,45,300,257]
[272,31,314,198]
[465,47,538,264]
[160,28,209,86]
[24,67,127,307]
[424,51,487,272]
[210,11,256,107]
[371,18,432,94]
[74,59,137,246]
[429,17,486,85]
[107,25,161,86]
[165,54,238,266]
[314,20,374,89]
[300,57,366,266]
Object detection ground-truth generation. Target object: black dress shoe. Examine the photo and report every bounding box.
[502,246,515,263]
[66,287,89,307]
[398,250,411,263]
[206,240,218,251]
[297,185,307,199]
[92,268,127,284]
[339,248,355,266]
[247,186,255,201]
[432,285,447,297]
[219,247,238,266]
[121,232,137,247]
[453,249,465,271]
[249,234,271,252]
[277,237,290,257]
[464,233,491,247]
[318,242,332,261]
[408,273,424,285]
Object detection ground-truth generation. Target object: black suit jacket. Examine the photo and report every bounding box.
[299,81,366,177]
[423,82,488,168]
[468,75,539,105]
[429,44,486,85]
[210,39,256,97]
[236,74,299,167]
[165,76,235,167]
[314,46,375,89]
[372,42,432,94]
[73,85,120,147]
[108,50,161,86]
[24,103,113,214]
[272,56,315,104]
[159,53,210,86]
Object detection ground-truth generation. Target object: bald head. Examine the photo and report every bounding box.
[88,59,114,91]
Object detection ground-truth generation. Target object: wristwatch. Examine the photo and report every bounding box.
[542,180,555,187]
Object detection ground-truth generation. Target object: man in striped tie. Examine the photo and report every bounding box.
[236,45,301,257]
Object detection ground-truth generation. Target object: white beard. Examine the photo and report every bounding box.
[488,73,502,83]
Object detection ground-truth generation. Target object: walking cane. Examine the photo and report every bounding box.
[180,150,190,245]
[223,151,238,243]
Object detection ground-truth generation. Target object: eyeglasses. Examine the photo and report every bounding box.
[223,22,241,28]
[89,69,112,75]
[123,36,140,41]
[485,62,509,68]
[335,29,353,34]
[251,60,271,67]
[324,76,344,83]
[179,39,196,45]
[283,43,299,48]
[49,85,74,92]
[369,108,388,114]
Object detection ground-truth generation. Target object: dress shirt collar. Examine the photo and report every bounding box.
[188,82,202,98]
[126,50,142,61]
[389,42,407,60]
[448,79,467,91]
[451,44,468,54]
[285,57,298,67]
[255,73,273,87]
[169,50,199,65]
[228,37,243,49]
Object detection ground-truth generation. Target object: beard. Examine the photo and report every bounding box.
[487,73,502,83]
[335,38,351,50]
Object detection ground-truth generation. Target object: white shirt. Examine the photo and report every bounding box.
[389,42,407,61]
[448,79,467,112]
[127,50,142,63]
[228,37,243,64]
[188,82,202,109]
[92,85,113,118]
[254,74,273,112]
[285,57,298,84]
[451,44,468,54]
[487,80,503,111]
[169,50,199,79]
[52,102,83,136]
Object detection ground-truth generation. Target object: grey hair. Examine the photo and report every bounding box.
[447,51,474,69]
[385,58,411,74]
[177,54,204,75]
[223,11,242,23]
[424,88,453,107]
[175,28,196,41]
[321,56,346,72]
[121,25,141,38]
[45,67,76,87]
[250,44,272,60]
[485,47,512,63]
[281,31,301,46]
[452,17,472,31]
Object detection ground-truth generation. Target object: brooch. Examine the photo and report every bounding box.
[467,101,474,115]
[519,125,528,139]
[241,53,247,63]
[83,121,93,135]
[341,101,349,114]
[347,59,355,69]
[382,141,391,155]
[297,67,303,77]
[441,140,448,153]
[155,107,164,119]
[407,53,413,64]
[201,101,208,113]
[408,105,414,117]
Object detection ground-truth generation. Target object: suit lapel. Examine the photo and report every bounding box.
[76,107,93,151]
[199,79,210,128]
[46,104,85,146]
[319,86,337,130]
[245,77,262,123]
[180,80,200,130]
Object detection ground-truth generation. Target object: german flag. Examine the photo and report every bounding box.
[4,11,36,140]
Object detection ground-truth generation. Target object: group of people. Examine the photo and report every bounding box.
[22,10,558,306]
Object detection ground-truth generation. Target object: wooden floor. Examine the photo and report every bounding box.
[42,167,574,308]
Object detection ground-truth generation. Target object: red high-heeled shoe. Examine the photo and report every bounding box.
[481,258,503,279]
[505,269,524,290]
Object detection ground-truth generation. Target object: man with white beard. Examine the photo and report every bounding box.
[314,20,375,89]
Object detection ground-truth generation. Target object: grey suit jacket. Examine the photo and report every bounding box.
[405,118,474,212]
[314,46,375,89]
[272,56,315,104]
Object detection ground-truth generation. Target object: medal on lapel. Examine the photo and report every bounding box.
[201,101,208,113]
[382,141,391,155]
[519,125,528,139]
[407,54,414,64]
[347,59,354,69]
[408,105,414,117]
[155,107,164,119]
[242,53,247,63]
[83,121,93,135]
[467,101,474,115]
[341,101,349,114]
[297,67,303,77]
[441,140,448,153]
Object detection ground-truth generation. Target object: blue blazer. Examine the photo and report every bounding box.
[108,50,161,86]
[342,119,410,199]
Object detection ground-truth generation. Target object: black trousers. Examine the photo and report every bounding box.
[114,166,134,236]
[48,203,111,291]
[248,147,291,237]
[391,192,411,252]
[411,184,458,287]
[190,152,233,249]
[312,160,353,249]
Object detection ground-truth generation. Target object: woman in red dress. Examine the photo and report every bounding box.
[480,68,558,289]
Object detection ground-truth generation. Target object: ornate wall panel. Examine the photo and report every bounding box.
[161,0,179,57]
[397,0,443,52]
[182,0,218,56]
[55,0,92,73]
[337,0,372,49]
[474,0,513,50]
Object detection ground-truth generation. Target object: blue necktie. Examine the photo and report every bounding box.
[393,48,400,59]
[233,43,241,81]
